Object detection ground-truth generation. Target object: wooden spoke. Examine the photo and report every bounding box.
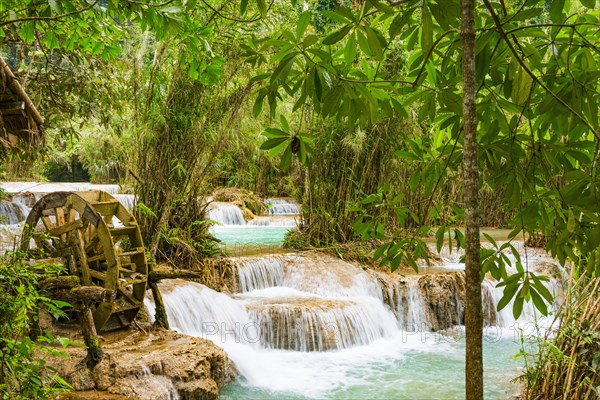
[20,191,148,332]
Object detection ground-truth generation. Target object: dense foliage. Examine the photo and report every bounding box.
[0,253,72,399]
[1,0,599,398]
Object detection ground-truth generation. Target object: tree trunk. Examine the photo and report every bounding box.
[81,307,104,367]
[461,1,483,399]
[149,280,170,330]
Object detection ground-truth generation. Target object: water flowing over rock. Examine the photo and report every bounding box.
[147,249,561,398]
[247,216,297,227]
[145,280,257,346]
[0,200,29,224]
[243,291,398,351]
[207,203,246,225]
[234,256,285,292]
[265,198,300,215]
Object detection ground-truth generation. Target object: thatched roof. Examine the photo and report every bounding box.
[0,54,44,150]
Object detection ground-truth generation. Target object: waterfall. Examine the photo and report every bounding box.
[145,280,258,346]
[0,201,30,225]
[207,203,246,225]
[265,198,300,216]
[114,194,136,211]
[149,250,561,398]
[234,256,285,292]
[138,366,179,400]
[247,216,297,227]
[243,290,398,351]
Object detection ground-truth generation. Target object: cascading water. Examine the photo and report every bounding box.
[234,256,285,292]
[149,250,559,399]
[265,198,300,215]
[0,201,30,225]
[207,203,246,225]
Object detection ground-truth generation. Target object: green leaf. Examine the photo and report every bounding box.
[511,65,533,106]
[280,143,293,171]
[420,4,433,54]
[240,0,249,15]
[365,27,384,60]
[389,10,411,39]
[549,0,565,23]
[43,31,60,50]
[296,11,311,40]
[529,288,548,316]
[260,137,289,150]
[344,33,357,64]
[18,21,35,43]
[323,24,352,45]
[280,114,290,133]
[512,289,525,319]
[253,92,265,117]
[496,282,518,311]
[256,0,267,17]
[262,128,289,138]
[580,0,596,8]
[435,226,446,253]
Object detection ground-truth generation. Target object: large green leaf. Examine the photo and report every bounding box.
[421,4,433,54]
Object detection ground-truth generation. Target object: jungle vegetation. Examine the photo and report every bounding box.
[1,0,599,398]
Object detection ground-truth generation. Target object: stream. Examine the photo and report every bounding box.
[0,183,560,399]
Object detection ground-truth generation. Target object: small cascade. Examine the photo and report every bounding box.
[234,256,285,292]
[0,201,30,224]
[265,198,300,216]
[247,216,297,227]
[243,290,398,351]
[401,279,430,329]
[114,194,136,211]
[279,254,383,299]
[145,280,257,345]
[207,203,246,225]
[150,248,562,399]
[138,366,179,400]
[1,182,120,194]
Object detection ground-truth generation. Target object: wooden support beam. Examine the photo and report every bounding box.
[48,219,83,237]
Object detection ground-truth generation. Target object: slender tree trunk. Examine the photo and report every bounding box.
[461,1,483,399]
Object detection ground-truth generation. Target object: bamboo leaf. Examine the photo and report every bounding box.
[296,11,311,40]
[549,0,565,23]
[421,4,433,54]
[323,24,352,45]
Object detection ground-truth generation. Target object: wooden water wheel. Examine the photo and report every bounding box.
[20,190,147,331]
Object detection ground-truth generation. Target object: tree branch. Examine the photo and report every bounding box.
[482,0,600,142]
[200,0,273,23]
[0,1,100,28]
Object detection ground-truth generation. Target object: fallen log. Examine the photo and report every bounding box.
[53,286,115,305]
[148,269,204,284]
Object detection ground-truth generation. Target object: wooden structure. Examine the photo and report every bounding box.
[0,55,44,150]
[20,191,148,331]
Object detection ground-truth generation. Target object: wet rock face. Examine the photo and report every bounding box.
[418,273,466,331]
[51,330,234,400]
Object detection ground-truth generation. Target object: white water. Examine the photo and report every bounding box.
[0,201,30,225]
[138,366,179,400]
[207,203,246,225]
[247,216,297,227]
[0,182,136,250]
[147,251,561,399]
[265,198,300,216]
